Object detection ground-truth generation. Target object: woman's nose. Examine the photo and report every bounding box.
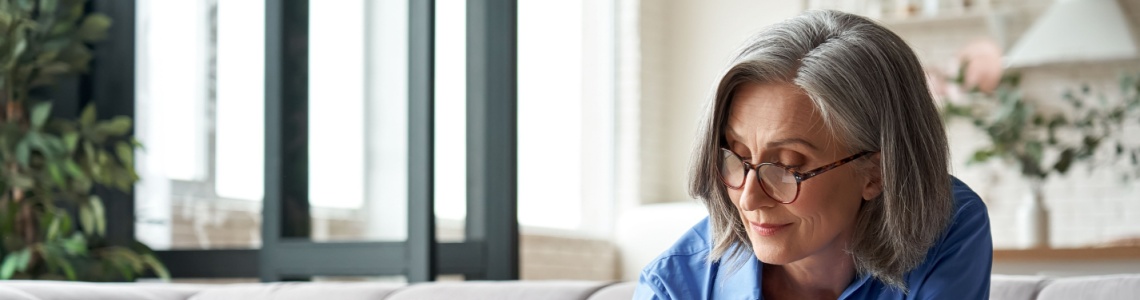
[737,170,778,211]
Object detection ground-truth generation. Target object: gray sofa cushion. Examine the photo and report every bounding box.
[586,282,636,300]
[0,281,206,300]
[990,274,1048,300]
[385,281,610,300]
[0,285,39,300]
[188,282,404,300]
[1037,274,1140,300]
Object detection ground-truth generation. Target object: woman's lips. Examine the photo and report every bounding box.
[750,221,791,236]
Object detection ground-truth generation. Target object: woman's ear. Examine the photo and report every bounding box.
[862,152,883,201]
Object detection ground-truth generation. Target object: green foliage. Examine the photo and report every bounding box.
[0,0,166,282]
[942,69,1140,182]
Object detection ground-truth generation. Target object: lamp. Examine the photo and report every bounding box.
[1005,0,1139,68]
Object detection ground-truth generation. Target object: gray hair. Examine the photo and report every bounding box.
[689,10,953,292]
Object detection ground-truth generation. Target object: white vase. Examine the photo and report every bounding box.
[1016,179,1050,249]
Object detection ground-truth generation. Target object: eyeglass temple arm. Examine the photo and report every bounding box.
[797,151,874,181]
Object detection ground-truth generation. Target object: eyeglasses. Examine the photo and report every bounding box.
[719,149,874,204]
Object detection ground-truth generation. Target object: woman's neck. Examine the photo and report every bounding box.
[761,234,857,299]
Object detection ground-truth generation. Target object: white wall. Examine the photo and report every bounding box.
[631,0,803,204]
[887,1,1140,249]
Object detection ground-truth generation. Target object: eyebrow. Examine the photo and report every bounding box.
[766,138,818,151]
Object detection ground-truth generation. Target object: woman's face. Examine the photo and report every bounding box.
[723,82,875,265]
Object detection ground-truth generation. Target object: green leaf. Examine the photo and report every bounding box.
[35,49,60,64]
[48,163,65,188]
[15,139,30,167]
[63,131,79,152]
[46,216,61,240]
[79,104,96,127]
[62,233,86,255]
[15,0,33,12]
[969,149,995,165]
[0,248,32,279]
[14,248,31,272]
[79,203,95,236]
[64,160,85,180]
[90,195,105,236]
[117,249,144,271]
[1054,149,1076,174]
[95,116,131,136]
[1026,141,1044,167]
[114,141,133,168]
[142,254,170,281]
[50,254,76,280]
[49,21,73,36]
[42,134,67,154]
[12,37,26,61]
[41,37,70,53]
[77,14,112,42]
[0,248,29,279]
[41,0,59,14]
[58,213,73,236]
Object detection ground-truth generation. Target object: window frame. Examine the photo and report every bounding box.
[93,0,520,281]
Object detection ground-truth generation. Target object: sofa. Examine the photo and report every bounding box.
[0,280,636,300]
[2,201,1136,300]
[1,274,1139,299]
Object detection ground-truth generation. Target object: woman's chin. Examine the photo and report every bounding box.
[750,242,801,265]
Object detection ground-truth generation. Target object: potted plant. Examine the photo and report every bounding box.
[939,41,1140,248]
[0,0,167,281]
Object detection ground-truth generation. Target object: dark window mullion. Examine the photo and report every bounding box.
[408,0,438,283]
[88,0,138,248]
[465,0,519,280]
[262,0,282,281]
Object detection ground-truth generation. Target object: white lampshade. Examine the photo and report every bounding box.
[1005,0,1139,68]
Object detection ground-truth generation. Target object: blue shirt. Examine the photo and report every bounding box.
[634,177,993,299]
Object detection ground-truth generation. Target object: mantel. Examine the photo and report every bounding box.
[993,247,1140,262]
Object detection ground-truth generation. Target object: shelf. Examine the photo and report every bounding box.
[993,246,1140,262]
[877,10,999,27]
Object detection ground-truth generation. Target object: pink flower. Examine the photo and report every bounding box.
[957,39,1004,94]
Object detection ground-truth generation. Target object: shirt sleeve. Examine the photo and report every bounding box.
[912,199,994,299]
[632,268,667,300]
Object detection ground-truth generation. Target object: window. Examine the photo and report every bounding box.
[136,0,413,249]
[433,0,618,237]
[131,0,603,281]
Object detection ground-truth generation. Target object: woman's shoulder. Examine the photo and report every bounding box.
[643,217,713,270]
[949,176,990,226]
[895,176,993,296]
[635,218,720,299]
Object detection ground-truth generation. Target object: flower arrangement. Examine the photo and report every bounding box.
[937,40,1140,182]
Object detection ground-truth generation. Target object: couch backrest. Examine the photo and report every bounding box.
[0,281,207,300]
[384,281,610,300]
[1036,274,1140,300]
[3,274,1137,299]
[586,281,635,300]
[188,282,404,300]
[990,274,1049,300]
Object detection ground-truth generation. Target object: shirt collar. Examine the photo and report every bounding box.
[838,272,872,300]
[716,254,872,300]
[712,252,761,299]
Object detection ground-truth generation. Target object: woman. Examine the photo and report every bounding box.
[634,10,992,299]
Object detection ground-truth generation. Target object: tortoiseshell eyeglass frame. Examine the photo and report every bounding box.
[719,149,875,204]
